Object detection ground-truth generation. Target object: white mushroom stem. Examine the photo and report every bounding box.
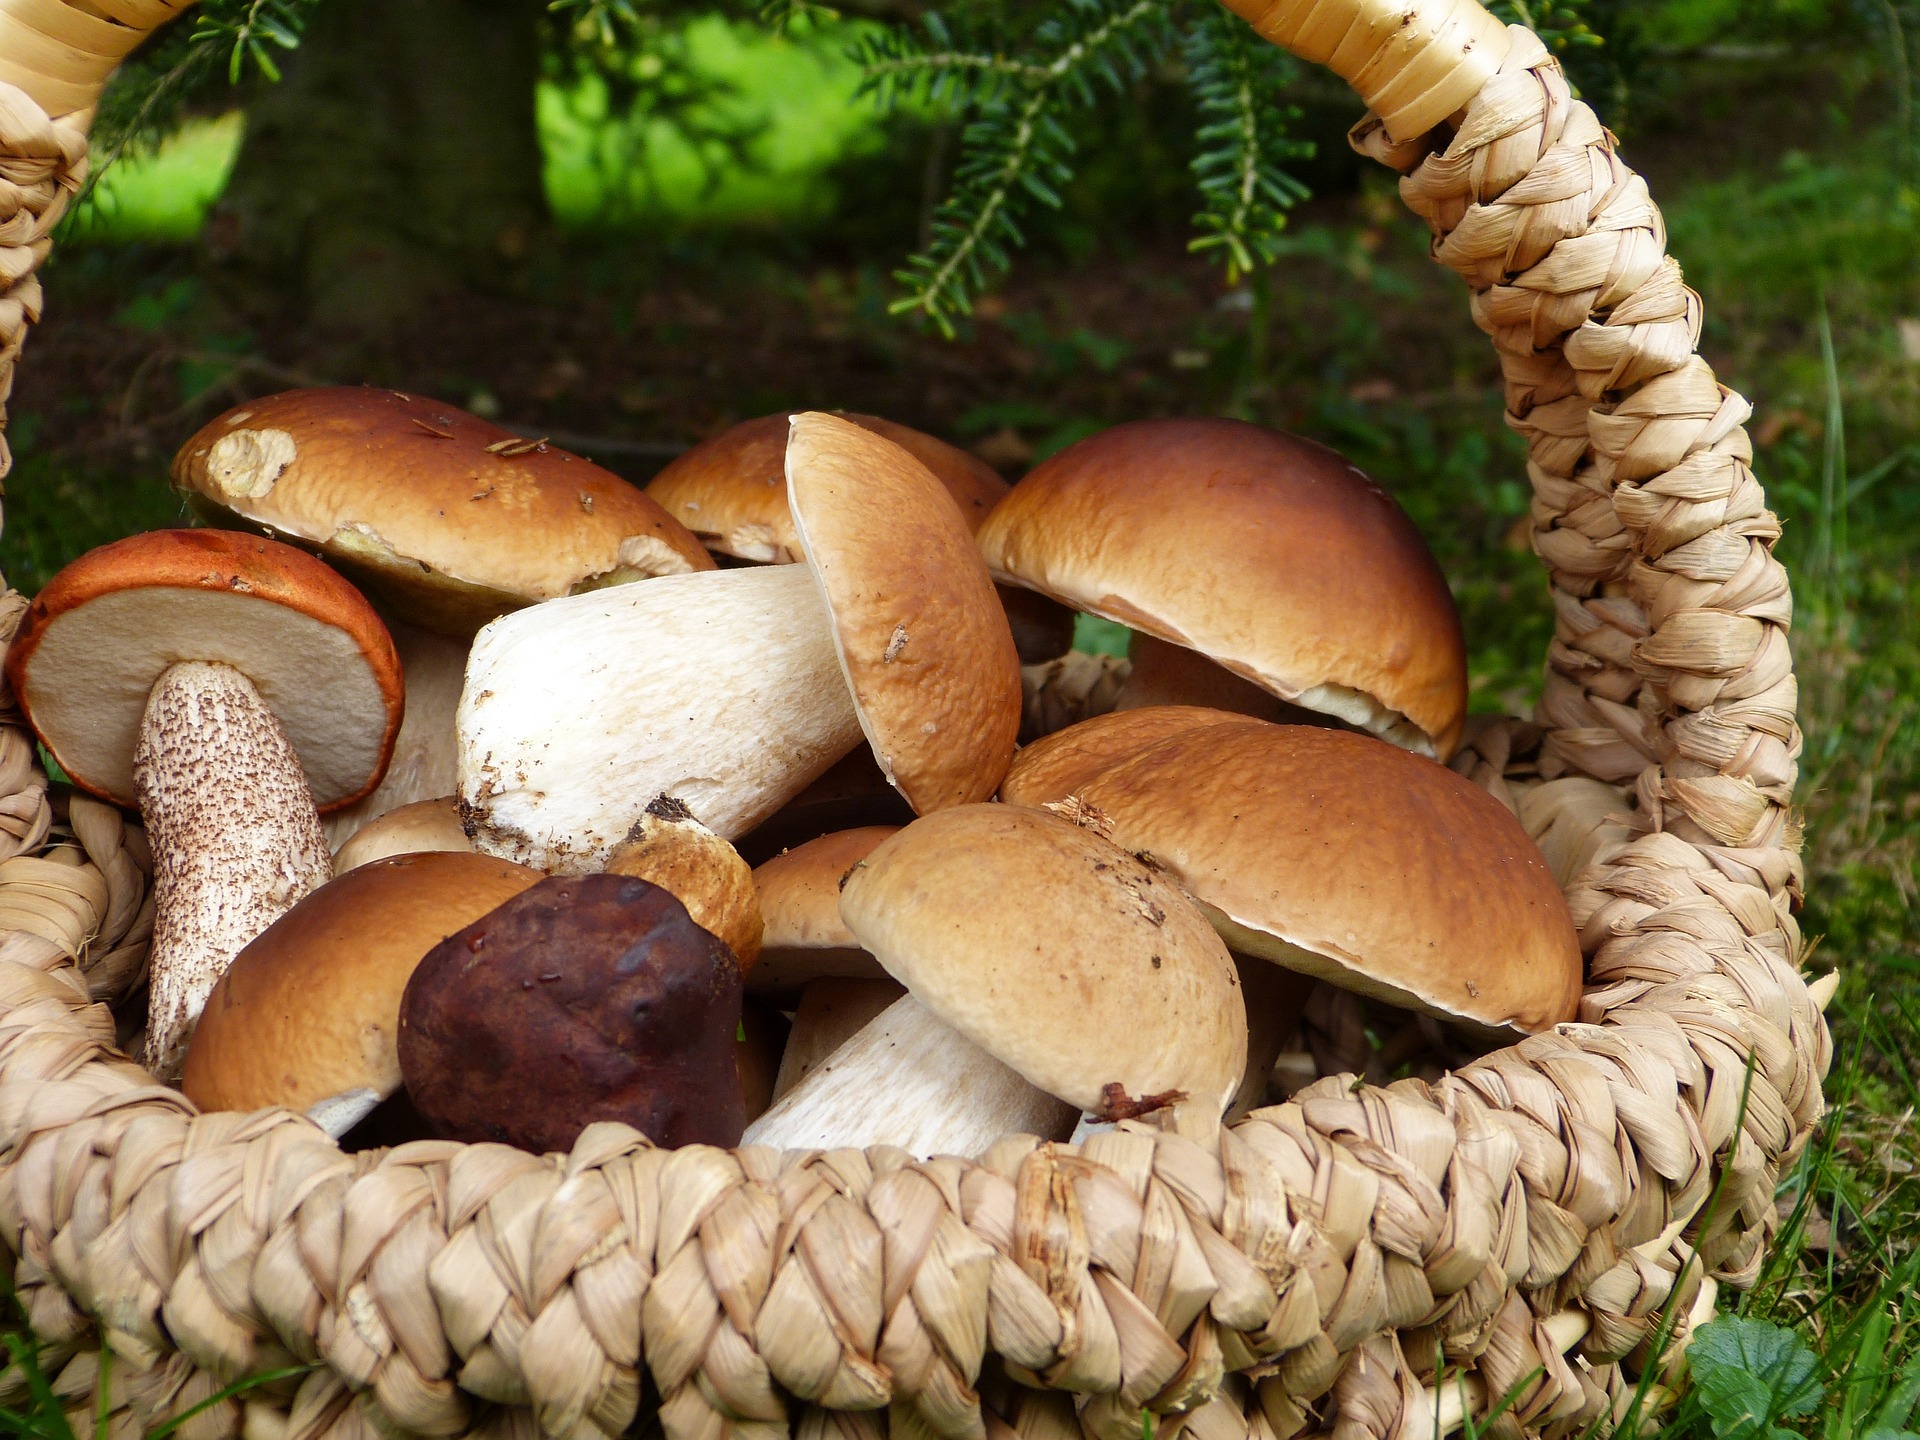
[772,976,905,1101]
[745,995,1078,1156]
[458,564,863,873]
[135,661,332,1081]
[323,621,467,850]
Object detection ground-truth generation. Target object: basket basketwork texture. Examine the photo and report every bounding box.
[0,2,1826,1438]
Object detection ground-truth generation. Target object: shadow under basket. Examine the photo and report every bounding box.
[0,1,1827,1438]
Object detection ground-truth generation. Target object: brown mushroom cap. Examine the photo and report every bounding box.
[646,411,1008,562]
[998,705,1263,809]
[333,796,473,872]
[975,418,1468,759]
[839,804,1246,1116]
[605,795,764,967]
[1018,725,1583,1035]
[172,387,715,635]
[181,852,542,1116]
[6,529,404,811]
[787,412,1023,813]
[748,825,899,995]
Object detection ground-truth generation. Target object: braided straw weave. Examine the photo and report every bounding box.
[0,1,1826,1437]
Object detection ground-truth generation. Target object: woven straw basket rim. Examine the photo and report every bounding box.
[0,2,1828,1439]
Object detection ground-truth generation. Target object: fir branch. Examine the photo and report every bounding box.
[1183,7,1309,282]
[868,0,1175,333]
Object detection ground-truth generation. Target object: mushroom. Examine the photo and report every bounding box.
[605,795,763,966]
[976,418,1468,758]
[1114,633,1360,728]
[458,412,1022,871]
[6,530,404,1078]
[333,796,472,872]
[647,409,1073,662]
[999,705,1262,808]
[744,804,1246,1155]
[748,826,905,1100]
[747,825,899,995]
[398,873,747,1152]
[171,387,717,843]
[1007,723,1584,1036]
[181,851,542,1134]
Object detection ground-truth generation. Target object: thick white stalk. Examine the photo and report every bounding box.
[135,661,332,1081]
[772,976,905,1101]
[746,994,1078,1156]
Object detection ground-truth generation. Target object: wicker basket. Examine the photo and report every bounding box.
[0,2,1829,1438]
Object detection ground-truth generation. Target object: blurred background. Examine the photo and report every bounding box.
[1,0,1919,1411]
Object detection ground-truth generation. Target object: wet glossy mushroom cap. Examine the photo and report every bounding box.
[748,825,899,996]
[838,804,1246,1117]
[646,410,1009,562]
[182,851,542,1117]
[6,529,403,811]
[172,387,715,635]
[975,418,1468,759]
[1023,725,1583,1035]
[787,412,1023,813]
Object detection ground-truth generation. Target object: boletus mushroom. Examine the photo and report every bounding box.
[398,873,746,1152]
[181,851,541,1134]
[645,410,1074,663]
[1007,722,1584,1036]
[332,795,472,872]
[6,530,404,1078]
[745,804,1246,1156]
[458,412,1022,870]
[172,387,717,842]
[605,795,763,967]
[976,418,1468,758]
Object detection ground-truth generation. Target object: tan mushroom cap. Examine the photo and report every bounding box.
[787,412,1023,813]
[333,796,472,872]
[172,387,715,635]
[646,411,1008,562]
[999,705,1262,808]
[748,825,898,994]
[838,804,1245,1116]
[6,529,403,811]
[975,418,1468,759]
[1022,725,1583,1035]
[182,851,542,1116]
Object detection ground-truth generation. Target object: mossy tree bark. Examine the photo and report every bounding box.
[213,0,549,330]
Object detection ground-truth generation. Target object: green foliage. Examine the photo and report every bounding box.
[857,0,1179,333]
[1687,1316,1826,1439]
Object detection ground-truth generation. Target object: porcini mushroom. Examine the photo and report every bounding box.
[646,409,1073,663]
[172,387,717,843]
[398,873,746,1152]
[998,705,1262,808]
[748,825,899,995]
[181,851,542,1133]
[332,796,472,872]
[1008,724,1583,1035]
[458,412,1021,870]
[976,418,1468,758]
[6,530,404,1077]
[605,795,763,966]
[745,804,1246,1156]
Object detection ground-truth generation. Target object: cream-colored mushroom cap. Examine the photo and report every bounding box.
[333,796,472,872]
[182,851,542,1116]
[646,411,1008,562]
[172,387,715,635]
[748,826,898,995]
[787,413,1023,814]
[1020,725,1582,1035]
[838,804,1245,1116]
[975,418,1468,758]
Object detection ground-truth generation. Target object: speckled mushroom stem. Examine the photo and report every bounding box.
[135,661,332,1080]
[745,994,1080,1154]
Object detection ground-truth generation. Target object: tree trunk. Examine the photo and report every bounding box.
[214,0,548,330]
